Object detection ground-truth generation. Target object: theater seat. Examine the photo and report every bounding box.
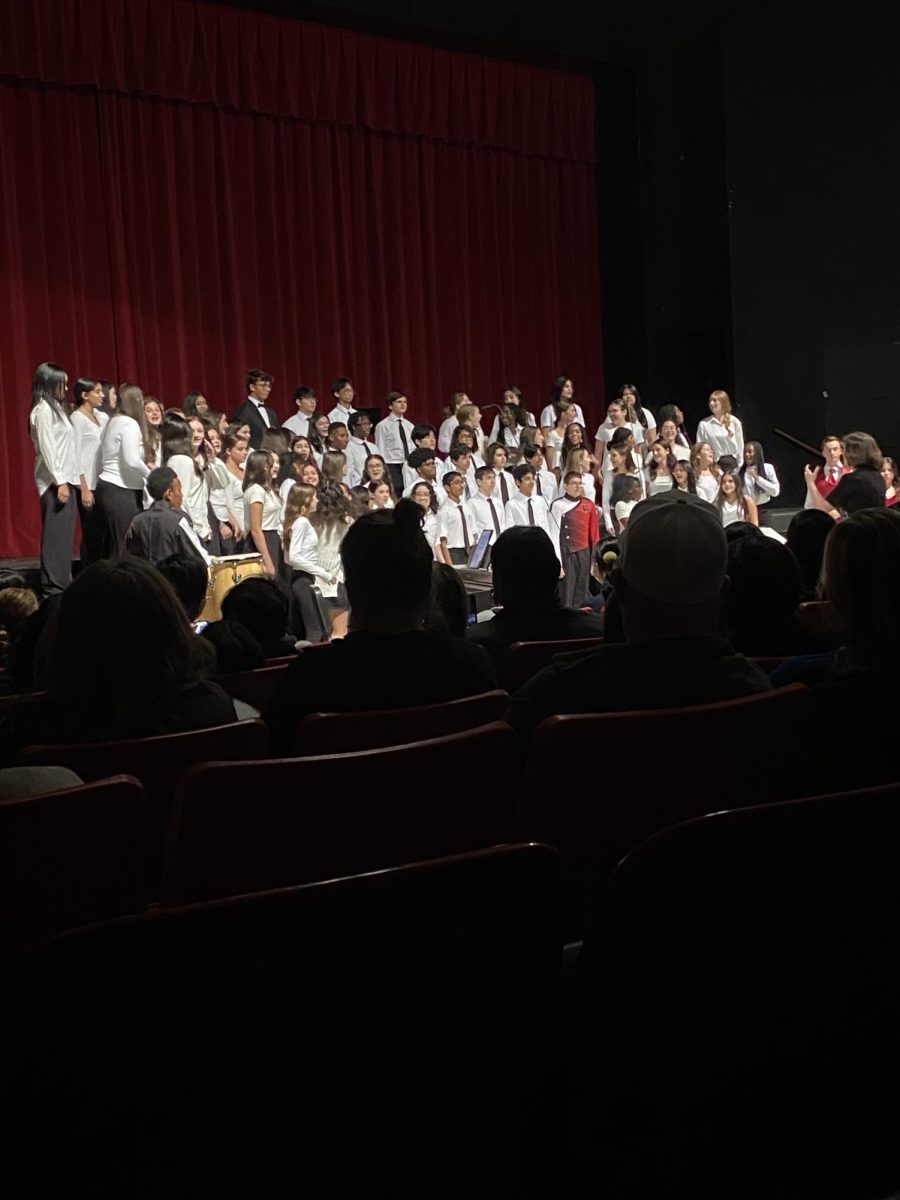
[577,782,900,1198]
[1,843,563,1187]
[212,663,292,710]
[0,774,152,964]
[293,689,510,755]
[517,684,814,932]
[162,721,519,905]
[501,638,603,694]
[18,721,271,881]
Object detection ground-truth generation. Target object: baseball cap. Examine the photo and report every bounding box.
[620,492,727,604]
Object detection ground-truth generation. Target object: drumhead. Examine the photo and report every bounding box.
[209,553,264,564]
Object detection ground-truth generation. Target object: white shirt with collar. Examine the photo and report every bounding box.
[491,468,517,507]
[99,414,152,491]
[696,414,745,463]
[71,409,110,491]
[283,412,312,438]
[287,515,333,582]
[402,475,441,499]
[374,414,416,464]
[465,492,506,542]
[345,436,379,486]
[742,462,780,506]
[438,499,474,551]
[505,492,560,560]
[30,400,79,495]
[326,402,356,426]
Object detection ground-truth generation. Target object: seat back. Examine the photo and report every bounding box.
[578,783,900,1197]
[18,721,271,879]
[163,721,519,905]
[501,638,603,694]
[517,684,814,932]
[211,663,291,710]
[0,774,152,963]
[294,689,510,755]
[1,844,562,1184]
[796,599,838,635]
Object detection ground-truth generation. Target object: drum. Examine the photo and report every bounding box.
[200,553,266,621]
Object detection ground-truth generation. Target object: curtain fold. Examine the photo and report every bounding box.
[0,0,603,558]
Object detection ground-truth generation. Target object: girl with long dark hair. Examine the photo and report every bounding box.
[30,362,78,594]
[70,376,109,565]
[95,382,151,558]
[242,450,283,577]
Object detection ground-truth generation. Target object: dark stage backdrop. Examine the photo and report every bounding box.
[0,0,603,558]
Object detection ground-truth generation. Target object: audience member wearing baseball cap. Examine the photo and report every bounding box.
[504,492,771,738]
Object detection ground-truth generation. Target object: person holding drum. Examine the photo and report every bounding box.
[243,449,283,577]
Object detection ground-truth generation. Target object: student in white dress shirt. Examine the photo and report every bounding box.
[487,387,536,447]
[29,362,80,595]
[310,482,353,638]
[505,465,559,560]
[672,460,698,495]
[325,377,356,427]
[690,441,722,504]
[242,450,283,576]
[594,398,646,466]
[142,396,163,467]
[612,475,643,531]
[696,389,745,464]
[367,480,394,510]
[70,376,109,565]
[486,444,517,506]
[519,437,557,508]
[448,426,484,470]
[715,470,758,528]
[465,467,507,550]
[402,424,446,490]
[96,383,153,560]
[308,412,331,463]
[540,376,585,434]
[410,481,444,561]
[740,441,781,515]
[283,386,318,438]
[359,453,396,501]
[438,472,474,565]
[447,448,476,499]
[402,449,442,498]
[218,431,249,547]
[321,450,351,493]
[437,391,469,455]
[162,415,230,553]
[345,411,379,486]
[455,403,488,461]
[545,400,576,473]
[282,483,332,642]
[374,391,416,495]
[644,441,678,496]
[656,402,692,450]
[618,382,656,446]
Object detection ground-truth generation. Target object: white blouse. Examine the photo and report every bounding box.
[71,409,109,491]
[99,415,151,490]
[696,415,745,464]
[741,462,780,506]
[287,516,332,582]
[166,455,230,540]
[30,400,78,495]
[243,483,283,532]
[695,473,720,504]
[645,473,675,497]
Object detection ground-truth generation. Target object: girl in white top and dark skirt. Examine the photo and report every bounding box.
[96,383,152,558]
[309,483,354,638]
[696,389,745,464]
[283,483,332,643]
[242,450,283,577]
[70,376,109,565]
[161,414,230,554]
[30,361,80,595]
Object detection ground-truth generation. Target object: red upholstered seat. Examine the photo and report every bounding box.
[211,663,291,710]
[0,774,152,963]
[162,721,519,905]
[501,638,603,694]
[293,689,509,755]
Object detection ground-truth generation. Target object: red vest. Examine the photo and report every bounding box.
[815,464,850,499]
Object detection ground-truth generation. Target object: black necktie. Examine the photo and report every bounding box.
[500,474,509,504]
[489,500,501,538]
[527,498,535,526]
[458,504,470,552]
[398,420,409,457]
[535,476,543,497]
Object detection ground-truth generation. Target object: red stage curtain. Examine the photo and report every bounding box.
[0,0,603,558]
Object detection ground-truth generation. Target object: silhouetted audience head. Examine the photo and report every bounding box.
[427,563,469,638]
[724,536,801,655]
[786,508,833,601]
[615,494,727,640]
[156,552,209,623]
[0,587,39,671]
[200,619,264,673]
[822,507,900,668]
[490,527,560,609]
[220,577,292,657]
[341,500,432,632]
[723,520,766,545]
[42,558,215,737]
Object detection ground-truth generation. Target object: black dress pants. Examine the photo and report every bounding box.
[39,484,77,595]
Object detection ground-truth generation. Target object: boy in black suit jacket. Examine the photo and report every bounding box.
[232,369,280,448]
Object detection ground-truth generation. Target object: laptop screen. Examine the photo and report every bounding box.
[467,527,493,570]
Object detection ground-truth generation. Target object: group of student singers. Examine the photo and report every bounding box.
[30,362,897,626]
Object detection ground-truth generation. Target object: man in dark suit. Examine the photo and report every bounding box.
[231,369,280,448]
